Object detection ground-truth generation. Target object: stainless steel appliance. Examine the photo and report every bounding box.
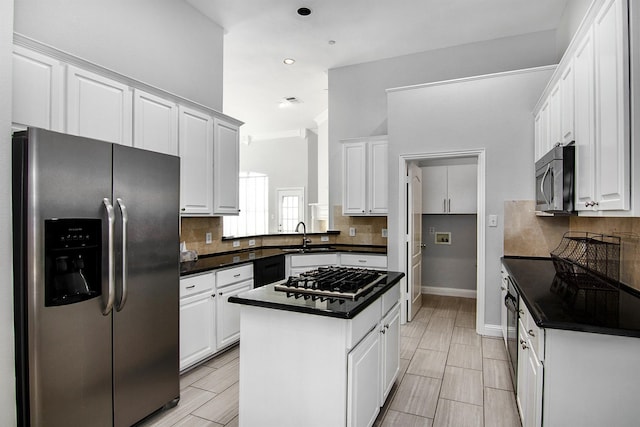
[535,142,575,214]
[504,274,519,388]
[13,127,180,426]
[274,266,387,300]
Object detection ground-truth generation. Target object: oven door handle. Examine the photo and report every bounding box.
[504,293,518,312]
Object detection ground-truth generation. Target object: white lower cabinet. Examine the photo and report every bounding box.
[215,264,254,350]
[341,254,388,271]
[379,303,401,405]
[179,273,216,371]
[287,253,340,276]
[348,327,381,427]
[517,316,543,427]
[348,302,401,427]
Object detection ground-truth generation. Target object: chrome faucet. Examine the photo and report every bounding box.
[295,221,311,248]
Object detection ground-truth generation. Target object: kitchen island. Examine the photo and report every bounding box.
[229,270,404,427]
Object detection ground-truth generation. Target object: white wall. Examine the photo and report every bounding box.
[14,0,224,109]
[328,30,558,220]
[387,67,554,326]
[1,0,15,424]
[239,137,309,232]
[556,0,594,61]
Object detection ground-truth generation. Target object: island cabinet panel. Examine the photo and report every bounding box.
[380,303,400,405]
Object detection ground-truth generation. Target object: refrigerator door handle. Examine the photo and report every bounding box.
[103,198,116,315]
[116,198,128,311]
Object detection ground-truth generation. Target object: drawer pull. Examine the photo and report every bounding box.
[219,292,223,296]
[234,273,241,278]
[358,260,367,263]
[185,285,195,289]
[381,329,386,335]
[211,294,215,298]
[528,329,535,337]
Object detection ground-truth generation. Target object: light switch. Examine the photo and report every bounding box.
[349,227,356,237]
[205,232,212,244]
[488,215,498,227]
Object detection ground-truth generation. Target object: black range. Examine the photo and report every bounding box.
[502,256,640,338]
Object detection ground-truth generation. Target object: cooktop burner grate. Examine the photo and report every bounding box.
[274,266,387,300]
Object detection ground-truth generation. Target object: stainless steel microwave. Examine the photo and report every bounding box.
[535,143,575,214]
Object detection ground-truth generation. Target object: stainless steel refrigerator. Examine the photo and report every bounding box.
[13,127,180,426]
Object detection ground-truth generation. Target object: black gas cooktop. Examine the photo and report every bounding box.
[274,266,387,300]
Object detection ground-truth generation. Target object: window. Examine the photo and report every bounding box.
[277,188,305,232]
[223,172,268,237]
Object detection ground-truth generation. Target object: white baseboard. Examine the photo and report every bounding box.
[479,323,503,337]
[421,286,477,299]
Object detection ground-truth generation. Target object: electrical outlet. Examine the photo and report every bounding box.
[381,228,388,238]
[248,239,256,246]
[488,215,498,227]
[429,227,435,234]
[233,240,240,248]
[205,232,212,244]
[320,235,329,242]
[349,227,356,237]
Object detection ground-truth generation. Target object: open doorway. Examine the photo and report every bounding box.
[400,150,486,334]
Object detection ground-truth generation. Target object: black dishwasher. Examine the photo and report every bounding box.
[253,254,285,287]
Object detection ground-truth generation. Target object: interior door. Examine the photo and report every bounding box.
[407,162,423,321]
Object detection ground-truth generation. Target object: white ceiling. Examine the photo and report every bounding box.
[186,0,569,139]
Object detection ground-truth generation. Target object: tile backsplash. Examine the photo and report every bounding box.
[504,200,640,291]
[180,206,387,256]
[503,200,569,257]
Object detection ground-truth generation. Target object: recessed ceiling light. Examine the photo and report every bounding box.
[328,40,336,45]
[283,58,295,65]
[297,7,312,16]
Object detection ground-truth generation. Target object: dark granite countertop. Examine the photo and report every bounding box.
[228,271,404,319]
[180,244,387,276]
[501,256,640,338]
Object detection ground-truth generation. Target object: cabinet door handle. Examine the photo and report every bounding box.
[358,260,367,263]
[448,198,451,212]
[443,199,446,213]
[381,329,386,335]
[219,292,223,296]
[521,343,528,350]
[185,285,195,289]
[211,294,216,298]
[528,329,535,337]
[501,286,507,291]
[384,324,389,329]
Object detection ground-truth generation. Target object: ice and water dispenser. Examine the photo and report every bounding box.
[44,219,101,306]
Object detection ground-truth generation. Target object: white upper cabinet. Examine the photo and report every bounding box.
[574,26,596,211]
[342,136,388,216]
[422,164,477,214]
[212,118,240,215]
[592,0,629,211]
[12,46,64,132]
[179,106,214,215]
[66,65,133,146]
[534,0,631,214]
[133,89,178,155]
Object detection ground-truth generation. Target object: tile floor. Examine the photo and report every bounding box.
[139,295,521,427]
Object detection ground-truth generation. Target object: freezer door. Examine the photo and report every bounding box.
[15,128,113,427]
[112,144,180,427]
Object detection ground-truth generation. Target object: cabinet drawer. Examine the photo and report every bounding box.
[290,253,339,268]
[519,301,544,359]
[381,283,400,316]
[217,263,253,287]
[341,254,387,269]
[180,272,214,298]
